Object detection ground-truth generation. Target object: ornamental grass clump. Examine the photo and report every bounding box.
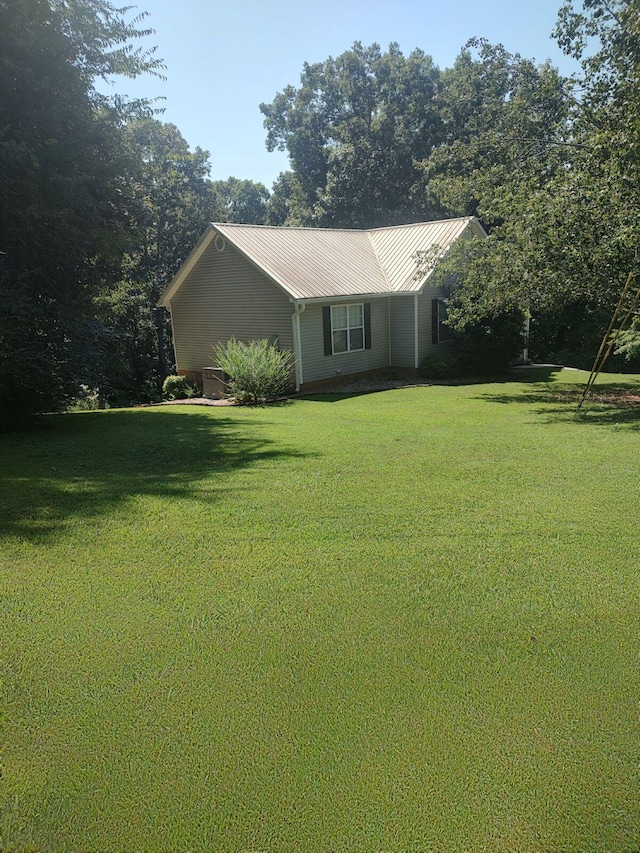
[214,337,294,404]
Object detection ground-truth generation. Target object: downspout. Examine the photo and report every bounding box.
[414,293,420,369]
[291,301,305,391]
[388,295,392,367]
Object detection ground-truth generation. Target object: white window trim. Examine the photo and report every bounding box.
[330,303,365,355]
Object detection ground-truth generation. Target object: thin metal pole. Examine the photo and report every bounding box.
[576,271,637,413]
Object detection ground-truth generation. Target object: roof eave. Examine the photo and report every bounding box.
[290,291,392,305]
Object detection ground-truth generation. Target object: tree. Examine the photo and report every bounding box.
[432,160,639,367]
[551,0,640,364]
[101,130,276,403]
[265,171,312,226]
[0,0,162,427]
[260,42,444,227]
[420,39,571,226]
[428,7,640,368]
[97,119,214,402]
[209,177,270,224]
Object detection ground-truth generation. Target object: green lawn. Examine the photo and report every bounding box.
[1,369,639,852]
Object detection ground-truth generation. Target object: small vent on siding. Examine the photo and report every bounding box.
[213,234,226,252]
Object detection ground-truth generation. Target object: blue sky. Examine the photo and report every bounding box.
[107,0,581,188]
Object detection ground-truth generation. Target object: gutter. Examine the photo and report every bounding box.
[293,291,390,306]
[168,303,178,373]
[388,295,392,367]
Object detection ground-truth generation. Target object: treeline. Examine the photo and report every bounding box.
[1,0,638,427]
[261,6,640,370]
[0,0,275,426]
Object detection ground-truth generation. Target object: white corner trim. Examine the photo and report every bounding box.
[414,294,420,369]
[388,295,392,367]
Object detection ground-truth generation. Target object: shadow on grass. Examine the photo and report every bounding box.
[510,366,565,383]
[297,367,568,403]
[0,408,308,542]
[479,381,640,429]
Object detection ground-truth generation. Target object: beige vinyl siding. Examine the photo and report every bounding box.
[298,299,390,385]
[169,239,294,373]
[390,295,415,367]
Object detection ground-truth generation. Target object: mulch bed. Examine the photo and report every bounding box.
[158,396,236,406]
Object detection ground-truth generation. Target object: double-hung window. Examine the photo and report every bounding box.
[331,303,364,354]
[323,302,372,356]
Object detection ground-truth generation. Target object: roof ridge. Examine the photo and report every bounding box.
[212,221,366,234]
[212,216,473,235]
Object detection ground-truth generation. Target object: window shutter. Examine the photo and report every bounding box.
[431,299,439,344]
[322,306,332,356]
[364,303,372,349]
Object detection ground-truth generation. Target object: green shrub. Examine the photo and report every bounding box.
[419,311,524,380]
[458,311,525,375]
[418,351,465,379]
[68,384,102,411]
[162,374,196,400]
[213,338,294,404]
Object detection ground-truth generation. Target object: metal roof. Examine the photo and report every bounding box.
[213,222,390,301]
[159,217,483,306]
[370,217,476,292]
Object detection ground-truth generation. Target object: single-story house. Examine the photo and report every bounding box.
[158,216,486,392]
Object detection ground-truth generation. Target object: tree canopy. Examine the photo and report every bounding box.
[0,1,272,424]
[0,0,161,425]
[261,41,444,227]
[435,0,640,367]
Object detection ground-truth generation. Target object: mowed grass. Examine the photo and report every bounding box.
[1,369,639,852]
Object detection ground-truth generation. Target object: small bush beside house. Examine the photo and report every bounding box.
[162,374,197,400]
[418,349,466,379]
[214,338,294,404]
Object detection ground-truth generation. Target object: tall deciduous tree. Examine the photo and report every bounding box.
[421,39,571,225]
[0,0,162,427]
[261,42,444,227]
[209,177,270,225]
[265,171,309,226]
